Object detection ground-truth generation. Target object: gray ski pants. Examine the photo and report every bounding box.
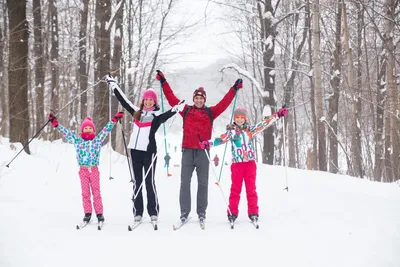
[180,148,210,217]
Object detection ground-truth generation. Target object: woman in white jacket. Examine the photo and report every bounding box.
[106,77,183,223]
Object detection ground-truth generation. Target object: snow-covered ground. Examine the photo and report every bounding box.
[0,134,399,267]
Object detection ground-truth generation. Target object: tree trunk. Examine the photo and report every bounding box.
[111,0,123,151]
[355,3,364,177]
[48,0,59,140]
[385,0,398,181]
[0,14,9,137]
[328,0,341,174]
[32,0,45,134]
[374,57,386,181]
[79,0,89,118]
[257,0,277,165]
[7,0,30,153]
[312,0,327,171]
[93,0,111,135]
[306,0,318,170]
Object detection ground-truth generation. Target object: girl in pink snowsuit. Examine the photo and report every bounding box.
[48,112,124,223]
[200,107,287,222]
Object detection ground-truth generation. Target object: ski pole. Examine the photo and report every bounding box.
[108,82,113,180]
[132,153,158,200]
[199,135,233,216]
[218,90,239,183]
[282,116,289,191]
[159,83,171,177]
[6,120,51,167]
[120,120,134,183]
[203,147,233,216]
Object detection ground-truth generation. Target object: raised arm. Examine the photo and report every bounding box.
[48,114,78,144]
[56,124,79,144]
[156,70,181,107]
[94,111,124,143]
[249,107,287,137]
[209,79,243,119]
[94,121,115,144]
[105,76,139,116]
[152,101,185,131]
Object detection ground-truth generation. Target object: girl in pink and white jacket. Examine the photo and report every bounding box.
[200,107,287,223]
[48,112,124,223]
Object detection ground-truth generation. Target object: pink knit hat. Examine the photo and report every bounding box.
[142,89,158,103]
[81,116,96,132]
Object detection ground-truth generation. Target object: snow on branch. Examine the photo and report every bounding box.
[219,63,264,98]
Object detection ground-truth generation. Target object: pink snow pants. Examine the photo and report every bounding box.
[78,166,103,214]
[228,161,258,216]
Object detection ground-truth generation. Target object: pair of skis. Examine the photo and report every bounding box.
[172,217,206,230]
[229,219,259,229]
[128,218,158,231]
[76,220,104,230]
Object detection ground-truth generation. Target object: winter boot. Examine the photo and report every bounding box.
[134,215,142,222]
[198,213,206,221]
[150,215,158,222]
[228,214,238,222]
[97,214,105,222]
[249,214,259,222]
[180,213,188,222]
[83,213,92,222]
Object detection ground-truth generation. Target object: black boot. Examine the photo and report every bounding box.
[228,214,238,222]
[249,214,259,222]
[83,213,92,222]
[97,214,105,222]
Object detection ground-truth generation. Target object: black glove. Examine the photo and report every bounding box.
[156,70,166,83]
[233,79,243,91]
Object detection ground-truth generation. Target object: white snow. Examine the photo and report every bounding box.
[0,133,399,267]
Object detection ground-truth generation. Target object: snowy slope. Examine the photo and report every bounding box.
[0,135,399,267]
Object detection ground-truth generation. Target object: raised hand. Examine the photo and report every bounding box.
[105,74,117,84]
[112,111,124,123]
[48,113,58,128]
[156,70,166,83]
[233,79,243,91]
[171,101,185,112]
[276,107,287,118]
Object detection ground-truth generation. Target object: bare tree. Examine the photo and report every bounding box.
[79,0,89,118]
[32,0,45,133]
[385,0,399,181]
[0,1,8,137]
[312,0,327,171]
[327,0,342,174]
[48,0,59,140]
[257,0,277,165]
[7,0,30,152]
[93,0,111,131]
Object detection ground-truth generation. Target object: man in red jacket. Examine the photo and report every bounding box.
[156,70,243,222]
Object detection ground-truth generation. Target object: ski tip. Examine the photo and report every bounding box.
[167,173,172,177]
[154,225,158,231]
[128,225,132,231]
[256,225,260,229]
[76,225,80,230]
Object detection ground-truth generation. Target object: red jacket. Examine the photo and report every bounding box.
[161,82,237,149]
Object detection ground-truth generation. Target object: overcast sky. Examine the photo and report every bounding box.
[165,0,236,71]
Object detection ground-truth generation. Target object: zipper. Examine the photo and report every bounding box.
[134,110,146,149]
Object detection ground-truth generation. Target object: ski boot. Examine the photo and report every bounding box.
[83,213,92,222]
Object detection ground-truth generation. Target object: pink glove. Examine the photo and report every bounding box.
[200,140,211,149]
[276,107,287,118]
[112,111,124,123]
[48,113,58,128]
